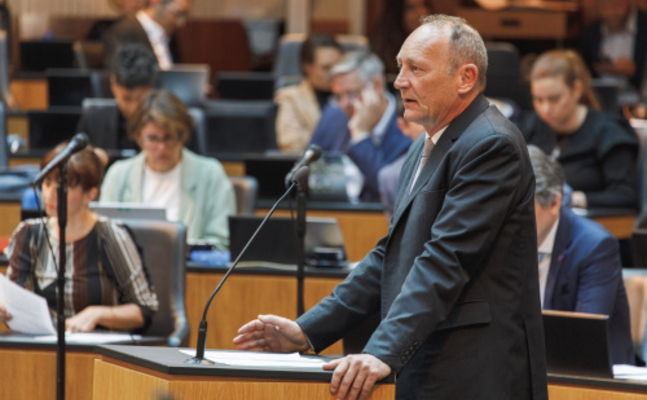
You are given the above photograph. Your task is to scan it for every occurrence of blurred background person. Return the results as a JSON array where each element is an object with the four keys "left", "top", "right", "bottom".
[
  {"left": 100, "top": 90, "right": 235, "bottom": 249},
  {"left": 103, "top": 0, "right": 193, "bottom": 70},
  {"left": 87, "top": 0, "right": 146, "bottom": 41},
  {"left": 77, "top": 43, "right": 158, "bottom": 151},
  {"left": 580, "top": 0, "right": 647, "bottom": 103},
  {"left": 529, "top": 145, "right": 634, "bottom": 365},
  {"left": 309, "top": 51, "right": 411, "bottom": 201},
  {"left": 0, "top": 144, "right": 158, "bottom": 333},
  {"left": 370, "top": 0, "right": 431, "bottom": 74},
  {"left": 520, "top": 49, "right": 639, "bottom": 209},
  {"left": 274, "top": 33, "right": 343, "bottom": 153}
]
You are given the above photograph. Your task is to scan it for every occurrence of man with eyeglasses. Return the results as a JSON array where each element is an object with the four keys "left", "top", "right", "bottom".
[
  {"left": 103, "top": 0, "right": 192, "bottom": 70},
  {"left": 309, "top": 51, "right": 411, "bottom": 201}
]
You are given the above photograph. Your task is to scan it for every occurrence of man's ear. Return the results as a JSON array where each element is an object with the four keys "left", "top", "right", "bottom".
[{"left": 457, "top": 64, "right": 478, "bottom": 95}]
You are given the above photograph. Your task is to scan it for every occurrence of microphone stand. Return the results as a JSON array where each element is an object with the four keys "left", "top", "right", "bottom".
[
  {"left": 56, "top": 164, "right": 68, "bottom": 400},
  {"left": 185, "top": 167, "right": 309, "bottom": 365},
  {"left": 295, "top": 169, "right": 308, "bottom": 317}
]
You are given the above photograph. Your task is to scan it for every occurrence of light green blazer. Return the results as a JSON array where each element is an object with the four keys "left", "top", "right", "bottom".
[{"left": 100, "top": 148, "right": 236, "bottom": 249}]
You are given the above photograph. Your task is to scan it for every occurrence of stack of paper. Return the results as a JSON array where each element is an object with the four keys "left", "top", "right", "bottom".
[
  {"left": 0, "top": 274, "right": 56, "bottom": 335},
  {"left": 180, "top": 349, "right": 327, "bottom": 369}
]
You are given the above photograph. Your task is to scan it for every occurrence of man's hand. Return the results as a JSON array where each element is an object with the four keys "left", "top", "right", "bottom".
[
  {"left": 0, "top": 302, "right": 12, "bottom": 323},
  {"left": 65, "top": 306, "right": 105, "bottom": 332},
  {"left": 233, "top": 314, "right": 310, "bottom": 353},
  {"left": 348, "top": 86, "right": 384, "bottom": 143},
  {"left": 323, "top": 354, "right": 391, "bottom": 400},
  {"left": 595, "top": 57, "right": 636, "bottom": 78}
]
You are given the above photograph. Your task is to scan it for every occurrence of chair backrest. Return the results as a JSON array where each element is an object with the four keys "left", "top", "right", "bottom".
[
  {"left": 592, "top": 78, "right": 620, "bottom": 114},
  {"left": 623, "top": 268, "right": 647, "bottom": 362},
  {"left": 187, "top": 107, "right": 206, "bottom": 155},
  {"left": 228, "top": 176, "right": 259, "bottom": 215},
  {"left": 28, "top": 107, "right": 82, "bottom": 149},
  {"left": 122, "top": 219, "right": 189, "bottom": 347},
  {"left": 634, "top": 133, "right": 647, "bottom": 223},
  {"left": 0, "top": 30, "right": 12, "bottom": 107},
  {"left": 203, "top": 99, "right": 278, "bottom": 154},
  {"left": 47, "top": 68, "right": 100, "bottom": 107},
  {"left": 215, "top": 71, "right": 275, "bottom": 100},
  {"left": 273, "top": 33, "right": 369, "bottom": 90},
  {"left": 73, "top": 40, "right": 105, "bottom": 71},
  {"left": 484, "top": 42, "right": 532, "bottom": 110}
]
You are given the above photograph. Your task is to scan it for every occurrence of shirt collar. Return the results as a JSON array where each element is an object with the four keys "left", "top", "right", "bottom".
[
  {"left": 426, "top": 124, "right": 448, "bottom": 145},
  {"left": 137, "top": 10, "right": 168, "bottom": 43},
  {"left": 538, "top": 216, "right": 560, "bottom": 255}
]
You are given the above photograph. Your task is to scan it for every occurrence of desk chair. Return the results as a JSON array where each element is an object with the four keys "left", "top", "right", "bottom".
[
  {"left": 124, "top": 220, "right": 189, "bottom": 347},
  {"left": 635, "top": 134, "right": 647, "bottom": 225},
  {"left": 74, "top": 40, "right": 104, "bottom": 70},
  {"left": 0, "top": 31, "right": 13, "bottom": 108},
  {"left": 273, "top": 33, "right": 369, "bottom": 90},
  {"left": 228, "top": 176, "right": 259, "bottom": 215},
  {"left": 47, "top": 68, "right": 100, "bottom": 107},
  {"left": 484, "top": 42, "right": 532, "bottom": 110}
]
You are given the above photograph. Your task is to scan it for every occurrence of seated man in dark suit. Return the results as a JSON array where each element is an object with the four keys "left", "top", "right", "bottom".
[
  {"left": 529, "top": 144, "right": 635, "bottom": 365},
  {"left": 102, "top": 0, "right": 192, "bottom": 70},
  {"left": 77, "top": 43, "right": 157, "bottom": 150},
  {"left": 309, "top": 51, "right": 411, "bottom": 201}
]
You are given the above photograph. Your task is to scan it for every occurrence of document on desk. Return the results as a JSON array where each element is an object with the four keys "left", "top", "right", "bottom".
[
  {"left": 613, "top": 364, "right": 647, "bottom": 381},
  {"left": 31, "top": 332, "right": 143, "bottom": 344},
  {"left": 0, "top": 274, "right": 56, "bottom": 335},
  {"left": 179, "top": 349, "right": 327, "bottom": 369}
]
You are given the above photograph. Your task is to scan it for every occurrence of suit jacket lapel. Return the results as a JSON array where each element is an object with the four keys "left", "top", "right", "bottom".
[
  {"left": 391, "top": 95, "right": 491, "bottom": 228},
  {"left": 544, "top": 207, "right": 573, "bottom": 308}
]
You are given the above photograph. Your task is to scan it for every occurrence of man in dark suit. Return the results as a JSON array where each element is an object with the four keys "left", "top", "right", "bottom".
[
  {"left": 309, "top": 51, "right": 411, "bottom": 200},
  {"left": 529, "top": 145, "right": 635, "bottom": 365},
  {"left": 579, "top": 0, "right": 647, "bottom": 92},
  {"left": 77, "top": 43, "right": 157, "bottom": 150},
  {"left": 102, "top": 0, "right": 191, "bottom": 70},
  {"left": 235, "top": 15, "right": 547, "bottom": 400}
]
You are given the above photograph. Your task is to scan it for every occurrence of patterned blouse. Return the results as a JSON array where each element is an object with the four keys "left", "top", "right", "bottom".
[{"left": 5, "top": 217, "right": 158, "bottom": 330}]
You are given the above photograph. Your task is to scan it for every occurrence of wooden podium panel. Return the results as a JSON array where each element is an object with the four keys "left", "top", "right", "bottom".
[
  {"left": 0, "top": 347, "right": 95, "bottom": 400},
  {"left": 549, "top": 383, "right": 647, "bottom": 399},
  {"left": 92, "top": 346, "right": 395, "bottom": 400}
]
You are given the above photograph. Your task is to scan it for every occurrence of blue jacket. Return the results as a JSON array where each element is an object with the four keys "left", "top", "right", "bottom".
[
  {"left": 309, "top": 104, "right": 411, "bottom": 199},
  {"left": 545, "top": 207, "right": 635, "bottom": 365}
]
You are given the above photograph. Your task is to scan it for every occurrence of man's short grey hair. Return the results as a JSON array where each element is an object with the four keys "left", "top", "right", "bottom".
[
  {"left": 330, "top": 51, "right": 385, "bottom": 84},
  {"left": 528, "top": 145, "right": 565, "bottom": 208},
  {"left": 420, "top": 14, "right": 488, "bottom": 91}
]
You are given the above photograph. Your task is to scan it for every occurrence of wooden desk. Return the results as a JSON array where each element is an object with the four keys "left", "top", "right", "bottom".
[
  {"left": 10, "top": 79, "right": 48, "bottom": 110},
  {"left": 92, "top": 345, "right": 395, "bottom": 400},
  {"left": 549, "top": 374, "right": 647, "bottom": 399},
  {"left": 185, "top": 267, "right": 346, "bottom": 355}
]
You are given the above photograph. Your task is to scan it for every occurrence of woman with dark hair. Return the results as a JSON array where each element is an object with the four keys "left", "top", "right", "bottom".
[
  {"left": 370, "top": 0, "right": 431, "bottom": 74},
  {"left": 521, "top": 49, "right": 639, "bottom": 209},
  {"left": 0, "top": 144, "right": 158, "bottom": 333},
  {"left": 101, "top": 89, "right": 236, "bottom": 248},
  {"left": 274, "top": 33, "right": 343, "bottom": 152}
]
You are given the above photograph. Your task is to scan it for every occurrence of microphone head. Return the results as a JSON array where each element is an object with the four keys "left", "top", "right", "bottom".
[
  {"left": 71, "top": 132, "right": 90, "bottom": 149},
  {"left": 306, "top": 144, "right": 322, "bottom": 162}
]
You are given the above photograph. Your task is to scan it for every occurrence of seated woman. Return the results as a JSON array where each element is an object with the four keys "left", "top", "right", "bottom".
[
  {"left": 0, "top": 144, "right": 158, "bottom": 333},
  {"left": 101, "top": 89, "right": 236, "bottom": 248},
  {"left": 274, "top": 34, "right": 343, "bottom": 152},
  {"left": 521, "top": 49, "right": 639, "bottom": 209}
]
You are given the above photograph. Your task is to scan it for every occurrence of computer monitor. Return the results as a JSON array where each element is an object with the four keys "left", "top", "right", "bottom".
[
  {"left": 47, "top": 69, "right": 96, "bottom": 107},
  {"left": 228, "top": 215, "right": 346, "bottom": 267},
  {"left": 20, "top": 39, "right": 76, "bottom": 72},
  {"left": 204, "top": 100, "right": 278, "bottom": 154},
  {"left": 243, "top": 155, "right": 298, "bottom": 200},
  {"left": 28, "top": 107, "right": 82, "bottom": 149},
  {"left": 216, "top": 71, "right": 275, "bottom": 100},
  {"left": 543, "top": 310, "right": 613, "bottom": 378},
  {"left": 156, "top": 64, "right": 209, "bottom": 107}
]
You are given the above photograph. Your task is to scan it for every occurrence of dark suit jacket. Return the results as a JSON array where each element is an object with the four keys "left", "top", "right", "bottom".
[
  {"left": 309, "top": 103, "right": 411, "bottom": 200},
  {"left": 76, "top": 103, "right": 138, "bottom": 151},
  {"left": 580, "top": 9, "right": 647, "bottom": 90},
  {"left": 545, "top": 207, "right": 635, "bottom": 365},
  {"left": 297, "top": 95, "right": 548, "bottom": 400},
  {"left": 102, "top": 17, "right": 180, "bottom": 68}
]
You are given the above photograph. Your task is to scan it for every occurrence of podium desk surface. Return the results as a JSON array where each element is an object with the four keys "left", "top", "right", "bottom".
[
  {"left": 549, "top": 372, "right": 647, "bottom": 393},
  {"left": 0, "top": 332, "right": 166, "bottom": 351}
]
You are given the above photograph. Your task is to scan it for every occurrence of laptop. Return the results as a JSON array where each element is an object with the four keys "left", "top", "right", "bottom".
[
  {"left": 156, "top": 64, "right": 209, "bottom": 107},
  {"left": 90, "top": 202, "right": 167, "bottom": 221},
  {"left": 228, "top": 216, "right": 347, "bottom": 267},
  {"left": 543, "top": 309, "right": 613, "bottom": 378}
]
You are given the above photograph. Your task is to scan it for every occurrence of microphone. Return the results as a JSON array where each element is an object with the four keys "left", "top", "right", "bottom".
[
  {"left": 284, "top": 145, "right": 321, "bottom": 187},
  {"left": 31, "top": 133, "right": 90, "bottom": 187},
  {"left": 184, "top": 166, "right": 309, "bottom": 365}
]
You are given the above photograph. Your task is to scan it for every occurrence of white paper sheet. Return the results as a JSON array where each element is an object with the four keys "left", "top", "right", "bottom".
[
  {"left": 613, "top": 364, "right": 647, "bottom": 381},
  {"left": 32, "top": 333, "right": 143, "bottom": 344},
  {"left": 179, "top": 349, "right": 327, "bottom": 369},
  {"left": 0, "top": 274, "right": 56, "bottom": 335}
]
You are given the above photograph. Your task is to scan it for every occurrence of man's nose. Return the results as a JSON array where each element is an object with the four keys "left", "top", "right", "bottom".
[{"left": 394, "top": 72, "right": 408, "bottom": 90}]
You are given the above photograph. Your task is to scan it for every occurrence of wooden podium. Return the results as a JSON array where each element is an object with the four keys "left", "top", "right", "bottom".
[{"left": 92, "top": 345, "right": 395, "bottom": 400}]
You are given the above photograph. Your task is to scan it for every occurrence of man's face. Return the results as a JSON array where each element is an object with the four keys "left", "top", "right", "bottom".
[
  {"left": 304, "top": 47, "right": 343, "bottom": 92},
  {"left": 394, "top": 26, "right": 459, "bottom": 131},
  {"left": 331, "top": 71, "right": 367, "bottom": 118},
  {"left": 600, "top": 0, "right": 630, "bottom": 33},
  {"left": 154, "top": 0, "right": 192, "bottom": 34},
  {"left": 534, "top": 196, "right": 561, "bottom": 246},
  {"left": 111, "top": 78, "right": 151, "bottom": 119}
]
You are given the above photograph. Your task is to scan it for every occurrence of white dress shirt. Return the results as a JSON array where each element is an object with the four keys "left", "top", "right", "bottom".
[
  {"left": 136, "top": 10, "right": 173, "bottom": 70},
  {"left": 537, "top": 217, "right": 559, "bottom": 307},
  {"left": 142, "top": 161, "right": 182, "bottom": 221}
]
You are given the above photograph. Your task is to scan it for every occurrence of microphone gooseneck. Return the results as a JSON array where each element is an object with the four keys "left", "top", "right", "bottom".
[
  {"left": 185, "top": 167, "right": 309, "bottom": 365},
  {"left": 31, "top": 133, "right": 90, "bottom": 188},
  {"left": 284, "top": 145, "right": 321, "bottom": 188}
]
